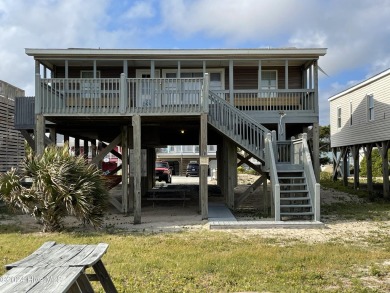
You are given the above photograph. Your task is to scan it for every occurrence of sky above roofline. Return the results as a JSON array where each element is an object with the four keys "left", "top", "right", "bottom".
[{"left": 1, "top": 0, "right": 389, "bottom": 125}]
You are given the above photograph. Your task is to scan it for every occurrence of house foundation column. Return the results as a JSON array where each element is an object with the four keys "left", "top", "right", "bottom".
[
  {"left": 351, "top": 145, "right": 360, "bottom": 190},
  {"left": 363, "top": 144, "right": 373, "bottom": 197},
  {"left": 132, "top": 115, "right": 142, "bottom": 224},
  {"left": 223, "top": 137, "right": 236, "bottom": 209},
  {"left": 312, "top": 122, "right": 320, "bottom": 182},
  {"left": 378, "top": 141, "right": 390, "bottom": 199},
  {"left": 121, "top": 126, "right": 129, "bottom": 214},
  {"left": 199, "top": 113, "right": 208, "bottom": 219},
  {"left": 342, "top": 147, "right": 348, "bottom": 187},
  {"left": 35, "top": 114, "right": 45, "bottom": 155}
]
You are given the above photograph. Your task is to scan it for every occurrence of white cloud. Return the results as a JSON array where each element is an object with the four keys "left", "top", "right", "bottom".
[
  {"left": 0, "top": 0, "right": 121, "bottom": 95},
  {"left": 123, "top": 1, "right": 155, "bottom": 19},
  {"left": 1, "top": 0, "right": 389, "bottom": 126},
  {"left": 158, "top": 0, "right": 318, "bottom": 44}
]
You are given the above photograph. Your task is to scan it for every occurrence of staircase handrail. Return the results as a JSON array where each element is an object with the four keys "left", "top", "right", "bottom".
[
  {"left": 301, "top": 133, "right": 320, "bottom": 221},
  {"left": 265, "top": 132, "right": 280, "bottom": 221},
  {"left": 208, "top": 90, "right": 269, "bottom": 162}
]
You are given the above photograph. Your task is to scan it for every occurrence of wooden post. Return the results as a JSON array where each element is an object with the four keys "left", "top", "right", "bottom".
[
  {"left": 377, "top": 141, "right": 390, "bottom": 199},
  {"left": 229, "top": 60, "right": 234, "bottom": 105},
  {"left": 132, "top": 115, "right": 142, "bottom": 224},
  {"left": 342, "top": 147, "right": 348, "bottom": 187},
  {"left": 199, "top": 113, "right": 208, "bottom": 219},
  {"left": 91, "top": 140, "right": 97, "bottom": 159},
  {"left": 128, "top": 126, "right": 134, "bottom": 210},
  {"left": 225, "top": 138, "right": 236, "bottom": 209},
  {"left": 217, "top": 143, "right": 223, "bottom": 194},
  {"left": 332, "top": 147, "right": 338, "bottom": 181},
  {"left": 121, "top": 126, "right": 128, "bottom": 214},
  {"left": 75, "top": 138, "right": 80, "bottom": 156},
  {"left": 35, "top": 114, "right": 45, "bottom": 155},
  {"left": 119, "top": 73, "right": 127, "bottom": 114},
  {"left": 351, "top": 145, "right": 360, "bottom": 190},
  {"left": 312, "top": 122, "right": 320, "bottom": 182},
  {"left": 363, "top": 144, "right": 373, "bottom": 196}
]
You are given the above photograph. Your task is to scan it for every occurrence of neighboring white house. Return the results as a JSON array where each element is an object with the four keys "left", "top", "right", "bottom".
[{"left": 328, "top": 68, "right": 390, "bottom": 197}]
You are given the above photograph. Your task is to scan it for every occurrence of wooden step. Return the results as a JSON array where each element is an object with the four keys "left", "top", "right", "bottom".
[
  {"left": 280, "top": 211, "right": 314, "bottom": 216},
  {"left": 278, "top": 176, "right": 306, "bottom": 180},
  {"left": 279, "top": 183, "right": 307, "bottom": 186},
  {"left": 280, "top": 190, "right": 308, "bottom": 193},
  {"left": 280, "top": 204, "right": 312, "bottom": 208},
  {"left": 280, "top": 197, "right": 310, "bottom": 201}
]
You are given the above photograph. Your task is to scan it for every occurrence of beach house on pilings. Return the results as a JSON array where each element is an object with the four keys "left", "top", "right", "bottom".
[{"left": 16, "top": 48, "right": 326, "bottom": 224}]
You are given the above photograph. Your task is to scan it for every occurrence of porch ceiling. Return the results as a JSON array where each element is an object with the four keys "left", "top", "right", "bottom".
[{"left": 45, "top": 115, "right": 221, "bottom": 146}]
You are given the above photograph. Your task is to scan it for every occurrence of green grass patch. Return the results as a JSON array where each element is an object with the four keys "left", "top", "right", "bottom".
[
  {"left": 322, "top": 202, "right": 390, "bottom": 221},
  {"left": 0, "top": 231, "right": 389, "bottom": 292}
]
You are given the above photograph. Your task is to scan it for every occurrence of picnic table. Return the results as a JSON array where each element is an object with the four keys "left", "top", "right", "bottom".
[
  {"left": 0, "top": 241, "right": 117, "bottom": 293},
  {"left": 147, "top": 188, "right": 190, "bottom": 207}
]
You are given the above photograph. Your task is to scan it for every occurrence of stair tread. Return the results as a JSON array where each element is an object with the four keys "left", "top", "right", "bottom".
[
  {"left": 280, "top": 204, "right": 312, "bottom": 208},
  {"left": 279, "top": 183, "right": 306, "bottom": 186},
  {"left": 280, "top": 189, "right": 309, "bottom": 193},
  {"left": 280, "top": 197, "right": 310, "bottom": 200},
  {"left": 280, "top": 212, "right": 314, "bottom": 216}
]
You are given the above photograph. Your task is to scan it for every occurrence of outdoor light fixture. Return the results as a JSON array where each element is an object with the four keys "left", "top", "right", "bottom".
[{"left": 180, "top": 130, "right": 185, "bottom": 134}]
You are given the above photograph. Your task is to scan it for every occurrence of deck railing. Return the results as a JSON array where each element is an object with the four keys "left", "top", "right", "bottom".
[
  {"left": 208, "top": 90, "right": 269, "bottom": 163},
  {"left": 212, "top": 89, "right": 315, "bottom": 111},
  {"left": 265, "top": 132, "right": 280, "bottom": 221},
  {"left": 35, "top": 75, "right": 316, "bottom": 115},
  {"left": 37, "top": 75, "right": 204, "bottom": 115},
  {"left": 290, "top": 134, "right": 320, "bottom": 221}
]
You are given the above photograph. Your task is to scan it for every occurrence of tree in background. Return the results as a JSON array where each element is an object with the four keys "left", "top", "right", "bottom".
[
  {"left": 360, "top": 148, "right": 390, "bottom": 177},
  {"left": 0, "top": 144, "right": 109, "bottom": 232},
  {"left": 319, "top": 125, "right": 331, "bottom": 165}
]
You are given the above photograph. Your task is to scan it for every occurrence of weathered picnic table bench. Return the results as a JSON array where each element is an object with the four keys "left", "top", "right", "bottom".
[
  {"left": 0, "top": 241, "right": 117, "bottom": 293},
  {"left": 147, "top": 188, "right": 190, "bottom": 207}
]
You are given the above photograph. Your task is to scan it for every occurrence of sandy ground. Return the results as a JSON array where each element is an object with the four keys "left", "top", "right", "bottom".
[{"left": 1, "top": 175, "right": 389, "bottom": 247}]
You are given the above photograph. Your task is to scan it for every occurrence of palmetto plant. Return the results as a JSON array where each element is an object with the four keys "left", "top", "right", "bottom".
[{"left": 0, "top": 144, "right": 109, "bottom": 232}]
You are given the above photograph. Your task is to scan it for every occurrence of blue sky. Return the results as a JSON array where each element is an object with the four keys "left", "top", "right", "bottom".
[{"left": 1, "top": 0, "right": 390, "bottom": 125}]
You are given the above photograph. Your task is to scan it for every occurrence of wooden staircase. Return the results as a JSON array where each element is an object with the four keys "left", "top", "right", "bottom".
[
  {"left": 277, "top": 164, "right": 314, "bottom": 219},
  {"left": 207, "top": 90, "right": 320, "bottom": 222}
]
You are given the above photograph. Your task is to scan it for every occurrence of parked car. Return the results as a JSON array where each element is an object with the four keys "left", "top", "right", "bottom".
[
  {"left": 155, "top": 161, "right": 172, "bottom": 183},
  {"left": 186, "top": 162, "right": 199, "bottom": 177}
]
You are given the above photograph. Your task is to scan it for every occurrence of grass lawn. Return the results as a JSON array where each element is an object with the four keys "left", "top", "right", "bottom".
[
  {"left": 0, "top": 223, "right": 390, "bottom": 292},
  {"left": 0, "top": 175, "right": 390, "bottom": 292}
]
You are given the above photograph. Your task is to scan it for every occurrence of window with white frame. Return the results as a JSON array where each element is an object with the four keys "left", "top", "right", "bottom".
[
  {"left": 261, "top": 70, "right": 277, "bottom": 97},
  {"left": 337, "top": 107, "right": 342, "bottom": 128},
  {"left": 349, "top": 101, "right": 353, "bottom": 126},
  {"left": 367, "top": 94, "right": 374, "bottom": 121}
]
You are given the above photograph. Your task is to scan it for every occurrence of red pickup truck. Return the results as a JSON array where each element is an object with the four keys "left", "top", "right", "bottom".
[{"left": 155, "top": 161, "right": 172, "bottom": 183}]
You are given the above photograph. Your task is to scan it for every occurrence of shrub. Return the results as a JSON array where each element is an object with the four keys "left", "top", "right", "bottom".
[{"left": 0, "top": 144, "right": 109, "bottom": 232}]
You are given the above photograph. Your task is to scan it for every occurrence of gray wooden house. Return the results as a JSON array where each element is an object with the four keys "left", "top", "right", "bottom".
[
  {"left": 0, "top": 81, "right": 25, "bottom": 172},
  {"left": 15, "top": 48, "right": 326, "bottom": 223},
  {"left": 329, "top": 68, "right": 390, "bottom": 198}
]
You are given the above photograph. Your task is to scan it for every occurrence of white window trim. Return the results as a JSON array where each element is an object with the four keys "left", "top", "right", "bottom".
[
  {"left": 349, "top": 101, "right": 353, "bottom": 127},
  {"left": 337, "top": 106, "right": 342, "bottom": 129},
  {"left": 261, "top": 70, "right": 278, "bottom": 89},
  {"left": 366, "top": 93, "right": 375, "bottom": 121},
  {"left": 162, "top": 68, "right": 225, "bottom": 89}
]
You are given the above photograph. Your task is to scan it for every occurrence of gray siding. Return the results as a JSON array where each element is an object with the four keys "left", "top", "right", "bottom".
[
  {"left": 0, "top": 81, "right": 25, "bottom": 172},
  {"left": 330, "top": 72, "right": 390, "bottom": 147}
]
